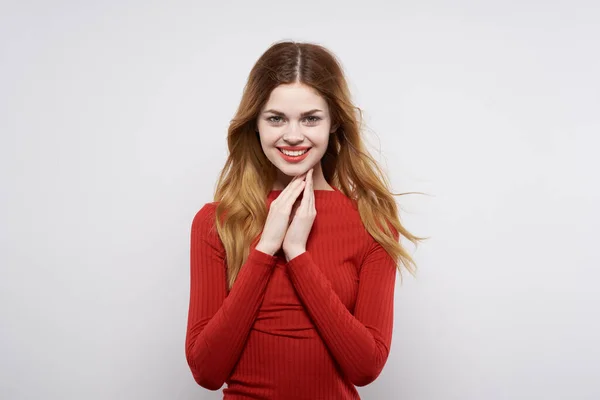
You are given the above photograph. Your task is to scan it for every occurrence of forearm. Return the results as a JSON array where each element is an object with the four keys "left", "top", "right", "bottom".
[
  {"left": 286, "top": 251, "right": 395, "bottom": 386},
  {"left": 186, "top": 248, "right": 277, "bottom": 389}
]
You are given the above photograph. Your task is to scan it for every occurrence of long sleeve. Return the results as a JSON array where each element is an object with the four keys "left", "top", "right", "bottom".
[
  {"left": 185, "top": 203, "right": 278, "bottom": 390},
  {"left": 285, "top": 233, "right": 398, "bottom": 387}
]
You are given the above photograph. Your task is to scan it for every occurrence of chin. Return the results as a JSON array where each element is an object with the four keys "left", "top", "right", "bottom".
[{"left": 278, "top": 166, "right": 307, "bottom": 176}]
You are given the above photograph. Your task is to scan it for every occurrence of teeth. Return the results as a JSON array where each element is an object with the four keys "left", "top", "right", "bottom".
[{"left": 280, "top": 149, "right": 308, "bottom": 156}]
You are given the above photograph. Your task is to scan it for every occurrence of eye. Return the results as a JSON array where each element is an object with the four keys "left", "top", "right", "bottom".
[
  {"left": 266, "top": 115, "right": 321, "bottom": 125},
  {"left": 304, "top": 116, "right": 321, "bottom": 124},
  {"left": 267, "top": 116, "right": 284, "bottom": 123}
]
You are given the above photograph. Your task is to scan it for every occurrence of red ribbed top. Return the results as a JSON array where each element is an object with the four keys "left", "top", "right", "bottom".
[{"left": 185, "top": 187, "right": 398, "bottom": 399}]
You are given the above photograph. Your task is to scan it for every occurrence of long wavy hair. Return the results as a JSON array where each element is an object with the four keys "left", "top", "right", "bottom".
[{"left": 213, "top": 40, "right": 428, "bottom": 289}]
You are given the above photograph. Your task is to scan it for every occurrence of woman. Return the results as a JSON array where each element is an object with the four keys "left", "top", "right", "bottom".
[{"left": 185, "top": 40, "right": 424, "bottom": 399}]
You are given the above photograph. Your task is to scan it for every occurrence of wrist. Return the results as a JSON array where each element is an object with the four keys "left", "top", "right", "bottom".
[
  {"left": 255, "top": 242, "right": 277, "bottom": 256},
  {"left": 284, "top": 247, "right": 306, "bottom": 262}
]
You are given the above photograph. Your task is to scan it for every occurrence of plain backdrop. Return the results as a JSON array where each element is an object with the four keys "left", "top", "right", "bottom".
[{"left": 1, "top": 1, "right": 599, "bottom": 399}]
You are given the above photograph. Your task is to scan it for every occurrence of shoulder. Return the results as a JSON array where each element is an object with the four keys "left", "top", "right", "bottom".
[
  {"left": 191, "top": 202, "right": 219, "bottom": 233},
  {"left": 190, "top": 202, "right": 226, "bottom": 255}
]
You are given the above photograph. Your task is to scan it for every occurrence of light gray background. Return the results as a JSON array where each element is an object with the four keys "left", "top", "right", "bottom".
[{"left": 1, "top": 1, "right": 599, "bottom": 399}]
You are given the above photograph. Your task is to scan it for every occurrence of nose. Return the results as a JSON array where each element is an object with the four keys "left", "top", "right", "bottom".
[{"left": 283, "top": 121, "right": 304, "bottom": 143}]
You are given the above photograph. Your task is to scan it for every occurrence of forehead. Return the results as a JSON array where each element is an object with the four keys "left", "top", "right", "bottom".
[{"left": 262, "top": 83, "right": 328, "bottom": 113}]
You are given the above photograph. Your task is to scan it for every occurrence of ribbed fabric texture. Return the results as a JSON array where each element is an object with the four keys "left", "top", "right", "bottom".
[{"left": 185, "top": 186, "right": 398, "bottom": 399}]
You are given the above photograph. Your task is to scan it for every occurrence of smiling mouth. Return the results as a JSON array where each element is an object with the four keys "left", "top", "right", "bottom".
[{"left": 278, "top": 148, "right": 311, "bottom": 156}]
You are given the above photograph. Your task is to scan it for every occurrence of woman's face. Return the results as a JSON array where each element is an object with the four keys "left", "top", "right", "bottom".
[{"left": 256, "top": 82, "right": 336, "bottom": 187}]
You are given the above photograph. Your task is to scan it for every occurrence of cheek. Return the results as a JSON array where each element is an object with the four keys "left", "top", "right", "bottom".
[
  {"left": 313, "top": 128, "right": 331, "bottom": 147},
  {"left": 257, "top": 124, "right": 279, "bottom": 142}
]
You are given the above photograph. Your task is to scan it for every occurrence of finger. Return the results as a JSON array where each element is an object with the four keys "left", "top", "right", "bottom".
[
  {"left": 304, "top": 169, "right": 312, "bottom": 201},
  {"left": 276, "top": 175, "right": 304, "bottom": 204},
  {"left": 300, "top": 172, "right": 310, "bottom": 211},
  {"left": 288, "top": 188, "right": 303, "bottom": 223},
  {"left": 280, "top": 171, "right": 308, "bottom": 194},
  {"left": 309, "top": 169, "right": 314, "bottom": 209},
  {"left": 299, "top": 168, "right": 314, "bottom": 210},
  {"left": 306, "top": 169, "right": 312, "bottom": 209},
  {"left": 279, "top": 171, "right": 308, "bottom": 200},
  {"left": 279, "top": 179, "right": 306, "bottom": 210}
]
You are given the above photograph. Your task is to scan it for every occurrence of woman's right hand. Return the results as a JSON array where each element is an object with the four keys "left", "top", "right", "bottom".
[{"left": 255, "top": 172, "right": 308, "bottom": 255}]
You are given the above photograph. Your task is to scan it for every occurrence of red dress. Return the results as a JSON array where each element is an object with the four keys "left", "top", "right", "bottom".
[{"left": 185, "top": 187, "right": 398, "bottom": 399}]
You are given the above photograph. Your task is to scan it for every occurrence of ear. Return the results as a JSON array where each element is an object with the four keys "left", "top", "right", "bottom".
[{"left": 330, "top": 122, "right": 339, "bottom": 134}]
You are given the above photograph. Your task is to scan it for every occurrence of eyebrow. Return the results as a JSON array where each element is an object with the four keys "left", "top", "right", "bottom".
[{"left": 263, "top": 108, "right": 323, "bottom": 117}]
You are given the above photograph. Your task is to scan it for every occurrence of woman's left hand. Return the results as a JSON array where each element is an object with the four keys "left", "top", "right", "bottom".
[{"left": 283, "top": 168, "right": 316, "bottom": 261}]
